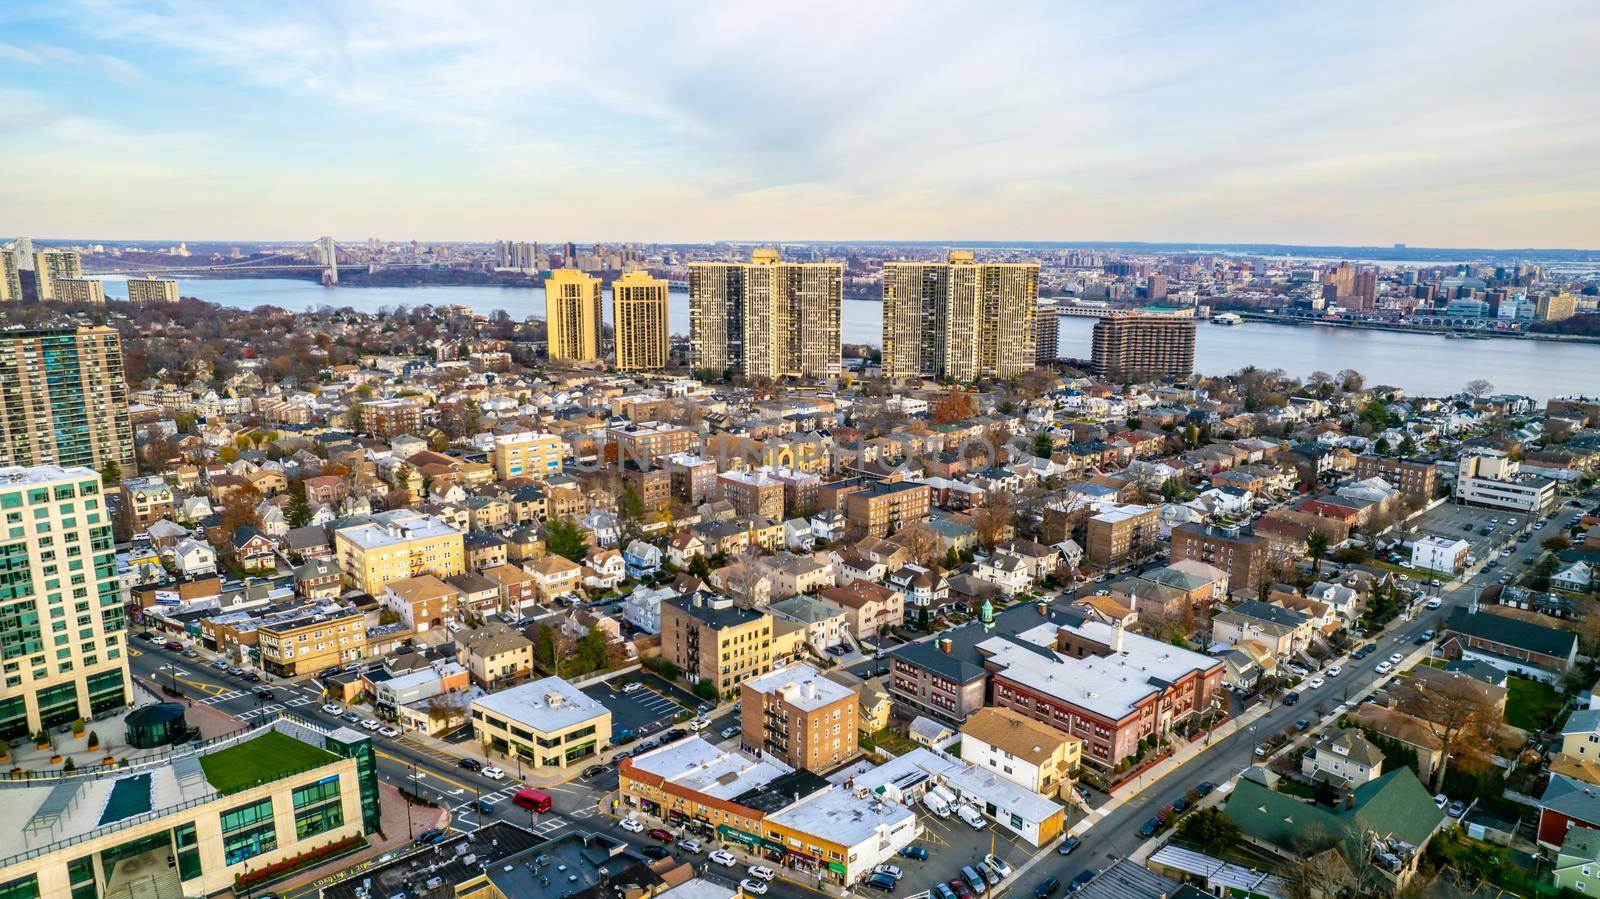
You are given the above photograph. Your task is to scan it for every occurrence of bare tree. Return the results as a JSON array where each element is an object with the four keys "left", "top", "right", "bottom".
[
  {"left": 893, "top": 521, "right": 942, "bottom": 567},
  {"left": 1464, "top": 378, "right": 1495, "bottom": 400},
  {"left": 1392, "top": 674, "right": 1496, "bottom": 791},
  {"left": 973, "top": 490, "right": 1016, "bottom": 549},
  {"left": 1282, "top": 844, "right": 1356, "bottom": 899}
]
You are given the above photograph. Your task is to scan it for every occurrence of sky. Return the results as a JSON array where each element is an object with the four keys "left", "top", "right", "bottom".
[{"left": 3, "top": 0, "right": 1598, "bottom": 248}]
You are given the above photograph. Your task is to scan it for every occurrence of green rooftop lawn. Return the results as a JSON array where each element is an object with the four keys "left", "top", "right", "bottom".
[{"left": 199, "top": 730, "right": 340, "bottom": 795}]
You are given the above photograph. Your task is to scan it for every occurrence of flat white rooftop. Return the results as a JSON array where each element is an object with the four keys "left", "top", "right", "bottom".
[{"left": 471, "top": 676, "right": 609, "bottom": 735}]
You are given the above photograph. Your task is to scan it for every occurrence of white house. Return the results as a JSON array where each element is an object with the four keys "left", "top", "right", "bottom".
[
  {"left": 1412, "top": 535, "right": 1470, "bottom": 574},
  {"left": 1554, "top": 561, "right": 1594, "bottom": 594},
  {"left": 973, "top": 553, "right": 1032, "bottom": 596},
  {"left": 622, "top": 584, "right": 674, "bottom": 635},
  {"left": 169, "top": 538, "right": 217, "bottom": 577},
  {"left": 1300, "top": 728, "right": 1385, "bottom": 788}
]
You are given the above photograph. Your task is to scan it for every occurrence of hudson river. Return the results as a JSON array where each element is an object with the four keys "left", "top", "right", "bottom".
[{"left": 101, "top": 276, "right": 1596, "bottom": 401}]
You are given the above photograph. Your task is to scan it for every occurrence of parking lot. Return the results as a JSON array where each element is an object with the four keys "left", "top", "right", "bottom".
[
  {"left": 890, "top": 803, "right": 1050, "bottom": 897},
  {"left": 1412, "top": 501, "right": 1532, "bottom": 567},
  {"left": 583, "top": 680, "right": 692, "bottom": 740}
]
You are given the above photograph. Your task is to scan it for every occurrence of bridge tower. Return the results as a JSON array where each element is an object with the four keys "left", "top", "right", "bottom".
[{"left": 317, "top": 236, "right": 339, "bottom": 284}]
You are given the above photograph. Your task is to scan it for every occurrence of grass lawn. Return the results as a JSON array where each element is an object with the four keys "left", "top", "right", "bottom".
[
  {"left": 199, "top": 730, "right": 340, "bottom": 795},
  {"left": 1504, "top": 677, "right": 1564, "bottom": 732},
  {"left": 866, "top": 727, "right": 917, "bottom": 757}
]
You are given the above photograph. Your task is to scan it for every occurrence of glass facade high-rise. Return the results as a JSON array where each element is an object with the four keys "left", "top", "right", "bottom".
[
  {"left": 689, "top": 249, "right": 841, "bottom": 380},
  {"left": 882, "top": 251, "right": 1039, "bottom": 381},
  {"left": 0, "top": 327, "right": 136, "bottom": 474},
  {"left": 0, "top": 465, "right": 127, "bottom": 742}
]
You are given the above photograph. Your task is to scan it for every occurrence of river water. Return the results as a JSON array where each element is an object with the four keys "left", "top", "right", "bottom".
[{"left": 99, "top": 275, "right": 1596, "bottom": 400}]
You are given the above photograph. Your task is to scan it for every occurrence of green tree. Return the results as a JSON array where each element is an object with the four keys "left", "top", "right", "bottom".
[
  {"left": 1398, "top": 433, "right": 1417, "bottom": 456},
  {"left": 654, "top": 659, "right": 680, "bottom": 681},
  {"left": 531, "top": 624, "right": 560, "bottom": 674},
  {"left": 1306, "top": 532, "right": 1329, "bottom": 575},
  {"left": 286, "top": 478, "right": 312, "bottom": 529},
  {"left": 1373, "top": 436, "right": 1391, "bottom": 455},
  {"left": 575, "top": 628, "right": 610, "bottom": 674},
  {"left": 1032, "top": 432, "right": 1054, "bottom": 458},
  {"left": 1160, "top": 477, "right": 1183, "bottom": 502},
  {"left": 692, "top": 680, "right": 718, "bottom": 702},
  {"left": 545, "top": 516, "right": 589, "bottom": 563},
  {"left": 1359, "top": 399, "right": 1391, "bottom": 430},
  {"left": 99, "top": 460, "right": 122, "bottom": 487},
  {"left": 1174, "top": 807, "right": 1241, "bottom": 855},
  {"left": 687, "top": 552, "right": 713, "bottom": 581}
]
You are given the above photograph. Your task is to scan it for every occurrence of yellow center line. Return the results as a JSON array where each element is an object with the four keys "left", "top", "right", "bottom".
[{"left": 376, "top": 749, "right": 477, "bottom": 793}]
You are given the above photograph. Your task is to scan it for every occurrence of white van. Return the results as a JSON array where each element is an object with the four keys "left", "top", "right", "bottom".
[
  {"left": 922, "top": 792, "right": 952, "bottom": 818},
  {"left": 956, "top": 804, "right": 987, "bottom": 829}
]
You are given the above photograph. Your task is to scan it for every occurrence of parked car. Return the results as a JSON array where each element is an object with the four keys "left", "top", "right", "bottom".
[
  {"left": 622, "top": 681, "right": 644, "bottom": 694},
  {"left": 1196, "top": 781, "right": 1216, "bottom": 797},
  {"left": 948, "top": 879, "right": 973, "bottom": 899},
  {"left": 984, "top": 855, "right": 1012, "bottom": 879},
  {"left": 900, "top": 846, "right": 930, "bottom": 861},
  {"left": 321, "top": 703, "right": 343, "bottom": 714},
  {"left": 1447, "top": 799, "right": 1467, "bottom": 818},
  {"left": 378, "top": 726, "right": 399, "bottom": 738},
  {"left": 1295, "top": 718, "right": 1311, "bottom": 731},
  {"left": 640, "top": 846, "right": 671, "bottom": 860},
  {"left": 977, "top": 862, "right": 1000, "bottom": 886},
  {"left": 620, "top": 818, "right": 644, "bottom": 833},
  {"left": 1326, "top": 665, "right": 1342, "bottom": 677},
  {"left": 709, "top": 850, "right": 737, "bottom": 867},
  {"left": 934, "top": 884, "right": 958, "bottom": 899},
  {"left": 1057, "top": 836, "right": 1081, "bottom": 856},
  {"left": 458, "top": 758, "right": 482, "bottom": 771},
  {"left": 1138, "top": 817, "right": 1161, "bottom": 838},
  {"left": 863, "top": 873, "right": 897, "bottom": 893},
  {"left": 1067, "top": 870, "right": 1096, "bottom": 893},
  {"left": 580, "top": 764, "right": 607, "bottom": 781},
  {"left": 341, "top": 711, "right": 361, "bottom": 722},
  {"left": 1376, "top": 661, "right": 1393, "bottom": 674},
  {"left": 646, "top": 828, "right": 674, "bottom": 843},
  {"left": 414, "top": 827, "right": 446, "bottom": 845},
  {"left": 1281, "top": 692, "right": 1300, "bottom": 706},
  {"left": 1035, "top": 877, "right": 1061, "bottom": 898},
  {"left": 481, "top": 766, "right": 505, "bottom": 780},
  {"left": 1307, "top": 676, "right": 1325, "bottom": 690},
  {"left": 961, "top": 866, "right": 988, "bottom": 895},
  {"left": 747, "top": 866, "right": 775, "bottom": 881},
  {"left": 680, "top": 838, "right": 704, "bottom": 854},
  {"left": 874, "top": 864, "right": 903, "bottom": 881},
  {"left": 721, "top": 725, "right": 741, "bottom": 739}
]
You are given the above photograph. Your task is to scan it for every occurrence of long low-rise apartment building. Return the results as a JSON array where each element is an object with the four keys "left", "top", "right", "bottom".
[
  {"left": 470, "top": 675, "right": 611, "bottom": 770},
  {"left": 1454, "top": 452, "right": 1557, "bottom": 513},
  {"left": 0, "top": 716, "right": 377, "bottom": 899},
  {"left": 980, "top": 616, "right": 1223, "bottom": 770}
]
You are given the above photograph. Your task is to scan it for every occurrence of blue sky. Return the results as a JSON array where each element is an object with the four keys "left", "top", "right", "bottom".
[{"left": 3, "top": 0, "right": 1598, "bottom": 247}]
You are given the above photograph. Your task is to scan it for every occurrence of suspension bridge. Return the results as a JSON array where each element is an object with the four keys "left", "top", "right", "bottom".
[{"left": 90, "top": 237, "right": 425, "bottom": 285}]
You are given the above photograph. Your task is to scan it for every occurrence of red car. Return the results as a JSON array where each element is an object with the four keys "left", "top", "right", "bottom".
[
  {"left": 647, "top": 828, "right": 675, "bottom": 843},
  {"left": 948, "top": 879, "right": 973, "bottom": 899}
]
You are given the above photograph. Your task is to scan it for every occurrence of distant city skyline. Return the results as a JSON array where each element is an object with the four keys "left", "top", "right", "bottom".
[{"left": 3, "top": 2, "right": 1598, "bottom": 247}]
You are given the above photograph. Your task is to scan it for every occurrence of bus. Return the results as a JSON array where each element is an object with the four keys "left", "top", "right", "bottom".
[{"left": 513, "top": 787, "right": 552, "bottom": 812}]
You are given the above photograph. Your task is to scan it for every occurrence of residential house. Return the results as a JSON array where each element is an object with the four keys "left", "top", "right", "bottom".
[
  {"left": 818, "top": 581, "right": 905, "bottom": 640},
  {"left": 1439, "top": 604, "right": 1579, "bottom": 684},
  {"left": 1301, "top": 728, "right": 1386, "bottom": 788}
]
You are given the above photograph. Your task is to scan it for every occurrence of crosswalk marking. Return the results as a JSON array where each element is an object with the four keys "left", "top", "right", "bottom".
[
  {"left": 201, "top": 690, "right": 244, "bottom": 705},
  {"left": 238, "top": 703, "right": 285, "bottom": 720},
  {"left": 285, "top": 695, "right": 316, "bottom": 707}
]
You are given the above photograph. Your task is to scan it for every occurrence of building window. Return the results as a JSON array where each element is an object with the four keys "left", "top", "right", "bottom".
[{"left": 220, "top": 798, "right": 278, "bottom": 865}]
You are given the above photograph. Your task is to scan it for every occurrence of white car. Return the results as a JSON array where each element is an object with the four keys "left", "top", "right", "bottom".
[
  {"left": 1326, "top": 665, "right": 1342, "bottom": 678},
  {"left": 321, "top": 703, "right": 343, "bottom": 714},
  {"left": 481, "top": 766, "right": 505, "bottom": 780},
  {"left": 360, "top": 719, "right": 382, "bottom": 731},
  {"left": 681, "top": 838, "right": 704, "bottom": 853},
  {"left": 1426, "top": 598, "right": 1442, "bottom": 609},
  {"left": 622, "top": 682, "right": 644, "bottom": 694},
  {"left": 748, "top": 865, "right": 775, "bottom": 881},
  {"left": 620, "top": 817, "right": 645, "bottom": 833},
  {"left": 1388, "top": 653, "right": 1404, "bottom": 664},
  {"left": 740, "top": 880, "right": 769, "bottom": 895},
  {"left": 378, "top": 726, "right": 400, "bottom": 738},
  {"left": 1307, "top": 676, "right": 1325, "bottom": 690},
  {"left": 874, "top": 864, "right": 903, "bottom": 881},
  {"left": 984, "top": 855, "right": 1012, "bottom": 878},
  {"left": 721, "top": 725, "right": 741, "bottom": 739},
  {"left": 709, "top": 850, "right": 737, "bottom": 867},
  {"left": 688, "top": 717, "right": 710, "bottom": 732},
  {"left": 1376, "top": 661, "right": 1393, "bottom": 674}
]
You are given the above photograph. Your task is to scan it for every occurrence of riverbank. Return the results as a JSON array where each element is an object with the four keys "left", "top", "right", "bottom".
[{"left": 1231, "top": 310, "right": 1600, "bottom": 345}]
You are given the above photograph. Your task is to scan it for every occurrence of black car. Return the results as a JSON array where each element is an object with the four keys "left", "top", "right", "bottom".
[
  {"left": 1137, "top": 816, "right": 1161, "bottom": 838},
  {"left": 1057, "top": 836, "right": 1081, "bottom": 856},
  {"left": 1294, "top": 718, "right": 1310, "bottom": 731},
  {"left": 1172, "top": 797, "right": 1189, "bottom": 813},
  {"left": 242, "top": 672, "right": 261, "bottom": 683},
  {"left": 1067, "top": 870, "right": 1096, "bottom": 893},
  {"left": 459, "top": 758, "right": 483, "bottom": 771},
  {"left": 254, "top": 688, "right": 275, "bottom": 700},
  {"left": 864, "top": 873, "right": 897, "bottom": 893},
  {"left": 1281, "top": 692, "right": 1299, "bottom": 706},
  {"left": 466, "top": 800, "right": 495, "bottom": 815},
  {"left": 414, "top": 827, "right": 447, "bottom": 845},
  {"left": 580, "top": 764, "right": 608, "bottom": 781},
  {"left": 662, "top": 729, "right": 687, "bottom": 742},
  {"left": 640, "top": 846, "right": 671, "bottom": 860},
  {"left": 1196, "top": 782, "right": 1215, "bottom": 797},
  {"left": 1035, "top": 876, "right": 1061, "bottom": 898}
]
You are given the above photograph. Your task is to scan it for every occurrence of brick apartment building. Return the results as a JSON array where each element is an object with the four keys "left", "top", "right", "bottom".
[
  {"left": 1354, "top": 454, "right": 1437, "bottom": 507},
  {"left": 740, "top": 663, "right": 860, "bottom": 772},
  {"left": 1171, "top": 521, "right": 1267, "bottom": 592},
  {"left": 843, "top": 480, "right": 931, "bottom": 537},
  {"left": 1084, "top": 503, "right": 1158, "bottom": 566}
]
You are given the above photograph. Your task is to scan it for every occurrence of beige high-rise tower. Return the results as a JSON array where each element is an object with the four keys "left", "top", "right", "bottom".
[
  {"left": 0, "top": 250, "right": 19, "bottom": 301},
  {"left": 689, "top": 249, "right": 841, "bottom": 380},
  {"left": 32, "top": 250, "right": 83, "bottom": 301},
  {"left": 882, "top": 251, "right": 1039, "bottom": 381},
  {"left": 545, "top": 268, "right": 604, "bottom": 363},
  {"left": 0, "top": 326, "right": 137, "bottom": 473},
  {"left": 613, "top": 271, "right": 669, "bottom": 371}
]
